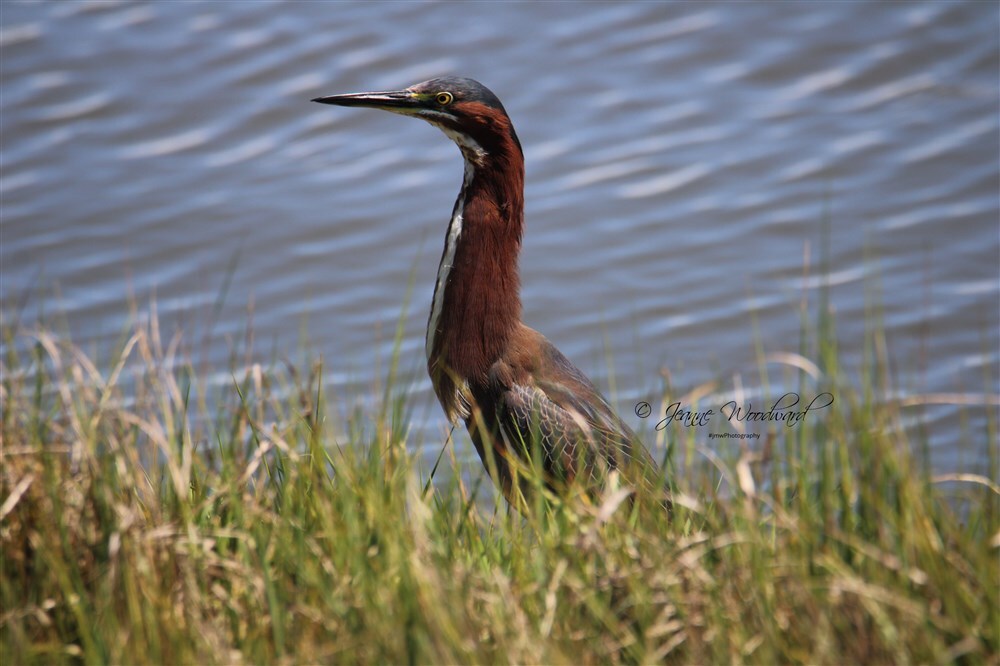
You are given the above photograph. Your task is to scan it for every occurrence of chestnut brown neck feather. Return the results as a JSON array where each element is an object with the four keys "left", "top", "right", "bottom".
[{"left": 427, "top": 120, "right": 524, "bottom": 421}]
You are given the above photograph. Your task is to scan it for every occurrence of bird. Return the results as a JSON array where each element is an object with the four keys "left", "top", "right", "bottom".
[{"left": 313, "top": 77, "right": 666, "bottom": 511}]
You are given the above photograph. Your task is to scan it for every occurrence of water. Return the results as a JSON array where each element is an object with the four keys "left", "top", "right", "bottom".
[{"left": 2, "top": 2, "right": 997, "bottom": 475}]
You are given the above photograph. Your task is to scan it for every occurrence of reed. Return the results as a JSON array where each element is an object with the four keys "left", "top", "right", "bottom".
[{"left": 1, "top": 293, "right": 996, "bottom": 664}]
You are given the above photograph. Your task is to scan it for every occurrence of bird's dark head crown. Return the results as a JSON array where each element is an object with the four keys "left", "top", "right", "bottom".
[{"left": 406, "top": 77, "right": 506, "bottom": 112}]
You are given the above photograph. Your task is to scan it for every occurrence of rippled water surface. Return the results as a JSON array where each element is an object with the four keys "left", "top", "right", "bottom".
[{"left": 3, "top": 2, "right": 997, "bottom": 473}]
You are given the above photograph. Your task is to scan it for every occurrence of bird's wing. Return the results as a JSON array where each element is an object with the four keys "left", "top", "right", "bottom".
[{"left": 497, "top": 338, "right": 656, "bottom": 489}]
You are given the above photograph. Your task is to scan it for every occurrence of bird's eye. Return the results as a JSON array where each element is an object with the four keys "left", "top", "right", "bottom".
[{"left": 435, "top": 92, "right": 453, "bottom": 105}]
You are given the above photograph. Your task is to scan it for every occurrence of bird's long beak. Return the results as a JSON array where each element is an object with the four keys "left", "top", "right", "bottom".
[{"left": 311, "top": 89, "right": 419, "bottom": 111}]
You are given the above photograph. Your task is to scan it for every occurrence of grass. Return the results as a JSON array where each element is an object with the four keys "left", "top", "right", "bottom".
[{"left": 1, "top": 293, "right": 997, "bottom": 665}]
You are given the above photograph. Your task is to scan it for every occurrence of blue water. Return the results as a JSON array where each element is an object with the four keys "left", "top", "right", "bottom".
[{"left": 2, "top": 2, "right": 997, "bottom": 475}]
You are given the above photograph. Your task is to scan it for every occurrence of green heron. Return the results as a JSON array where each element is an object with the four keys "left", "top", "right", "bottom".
[{"left": 313, "top": 77, "right": 665, "bottom": 510}]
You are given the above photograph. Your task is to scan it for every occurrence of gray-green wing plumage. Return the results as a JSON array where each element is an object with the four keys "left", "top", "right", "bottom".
[{"left": 497, "top": 338, "right": 659, "bottom": 492}]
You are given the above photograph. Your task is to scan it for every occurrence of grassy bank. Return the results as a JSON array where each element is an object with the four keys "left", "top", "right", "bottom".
[{"left": 1, "top": 309, "right": 997, "bottom": 665}]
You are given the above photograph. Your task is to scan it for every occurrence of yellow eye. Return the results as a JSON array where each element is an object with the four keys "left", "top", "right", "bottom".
[{"left": 435, "top": 91, "right": 453, "bottom": 105}]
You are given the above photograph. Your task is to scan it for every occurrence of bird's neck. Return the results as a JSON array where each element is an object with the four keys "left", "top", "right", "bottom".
[{"left": 426, "top": 146, "right": 524, "bottom": 420}]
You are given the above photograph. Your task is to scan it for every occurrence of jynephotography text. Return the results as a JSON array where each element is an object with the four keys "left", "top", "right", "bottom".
[{"left": 635, "top": 392, "right": 835, "bottom": 430}]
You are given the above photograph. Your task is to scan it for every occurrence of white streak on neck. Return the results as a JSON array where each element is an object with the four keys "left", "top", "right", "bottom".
[
  {"left": 426, "top": 158, "right": 475, "bottom": 362},
  {"left": 439, "top": 126, "right": 487, "bottom": 164}
]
